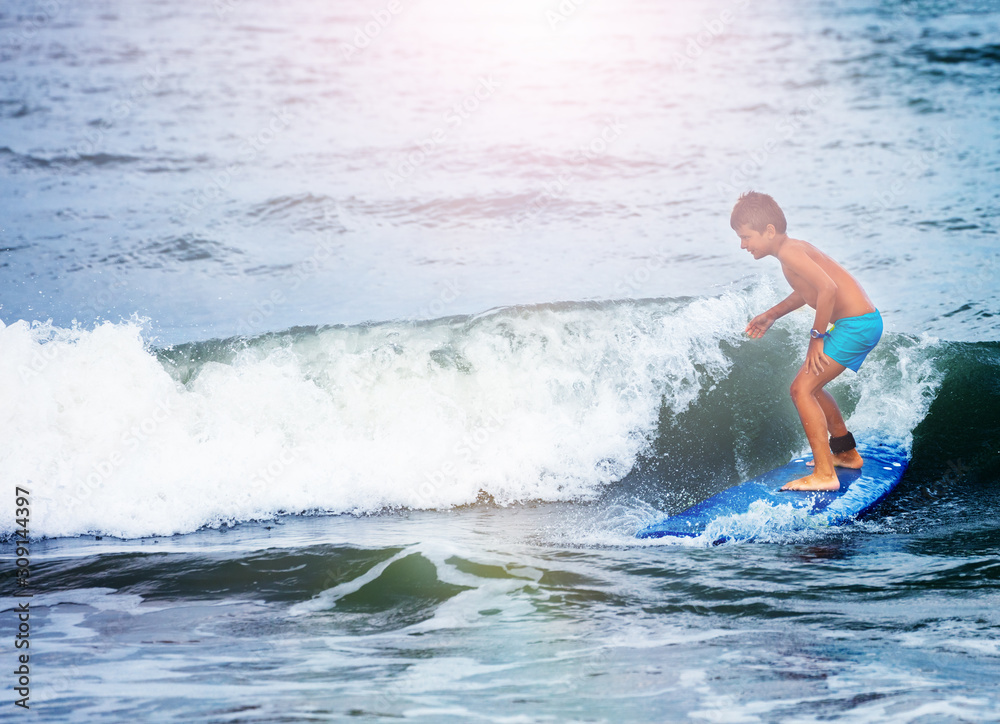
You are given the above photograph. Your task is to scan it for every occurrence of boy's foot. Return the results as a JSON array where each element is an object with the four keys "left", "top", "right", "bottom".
[
  {"left": 781, "top": 472, "right": 840, "bottom": 491},
  {"left": 805, "top": 449, "right": 864, "bottom": 469}
]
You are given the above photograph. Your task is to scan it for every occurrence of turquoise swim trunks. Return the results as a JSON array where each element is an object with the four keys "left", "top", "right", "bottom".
[{"left": 822, "top": 310, "right": 883, "bottom": 372}]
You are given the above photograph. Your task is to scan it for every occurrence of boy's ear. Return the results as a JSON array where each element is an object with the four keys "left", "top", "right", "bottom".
[{"left": 765, "top": 223, "right": 776, "bottom": 238}]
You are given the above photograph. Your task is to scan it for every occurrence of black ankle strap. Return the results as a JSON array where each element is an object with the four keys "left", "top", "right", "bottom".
[{"left": 830, "top": 432, "right": 856, "bottom": 454}]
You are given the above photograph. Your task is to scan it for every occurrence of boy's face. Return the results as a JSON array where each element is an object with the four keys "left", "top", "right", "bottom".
[{"left": 735, "top": 223, "right": 772, "bottom": 259}]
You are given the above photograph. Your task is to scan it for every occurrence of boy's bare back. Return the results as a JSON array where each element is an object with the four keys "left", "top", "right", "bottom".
[{"left": 775, "top": 238, "right": 875, "bottom": 322}]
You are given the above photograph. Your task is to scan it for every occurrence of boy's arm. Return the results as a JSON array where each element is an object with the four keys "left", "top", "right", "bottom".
[
  {"left": 780, "top": 246, "right": 839, "bottom": 375},
  {"left": 768, "top": 291, "right": 806, "bottom": 320},
  {"left": 745, "top": 292, "right": 805, "bottom": 338}
]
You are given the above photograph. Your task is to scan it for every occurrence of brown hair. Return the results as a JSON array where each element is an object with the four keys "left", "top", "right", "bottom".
[{"left": 730, "top": 191, "right": 787, "bottom": 234}]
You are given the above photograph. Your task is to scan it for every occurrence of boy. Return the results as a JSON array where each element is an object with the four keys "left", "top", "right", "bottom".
[{"left": 732, "top": 191, "right": 882, "bottom": 491}]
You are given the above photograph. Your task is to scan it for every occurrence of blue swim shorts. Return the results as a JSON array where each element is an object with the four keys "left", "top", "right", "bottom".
[{"left": 822, "top": 310, "right": 883, "bottom": 372}]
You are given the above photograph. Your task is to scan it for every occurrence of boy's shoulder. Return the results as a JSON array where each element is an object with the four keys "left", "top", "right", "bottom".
[{"left": 775, "top": 237, "right": 817, "bottom": 262}]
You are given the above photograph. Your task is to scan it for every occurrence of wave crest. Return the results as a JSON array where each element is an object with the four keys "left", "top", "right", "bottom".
[{"left": 0, "top": 286, "right": 942, "bottom": 539}]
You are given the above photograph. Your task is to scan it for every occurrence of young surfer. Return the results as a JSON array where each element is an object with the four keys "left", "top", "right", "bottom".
[{"left": 733, "top": 191, "right": 882, "bottom": 491}]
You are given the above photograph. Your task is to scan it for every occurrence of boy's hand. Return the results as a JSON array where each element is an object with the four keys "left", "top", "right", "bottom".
[
  {"left": 745, "top": 313, "right": 774, "bottom": 338},
  {"left": 805, "top": 338, "right": 832, "bottom": 375}
]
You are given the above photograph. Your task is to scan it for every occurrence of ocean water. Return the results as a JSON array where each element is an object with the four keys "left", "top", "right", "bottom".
[{"left": 2, "top": 0, "right": 999, "bottom": 721}]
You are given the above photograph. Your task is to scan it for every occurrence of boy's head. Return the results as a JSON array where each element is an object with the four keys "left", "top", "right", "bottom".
[{"left": 730, "top": 191, "right": 787, "bottom": 236}]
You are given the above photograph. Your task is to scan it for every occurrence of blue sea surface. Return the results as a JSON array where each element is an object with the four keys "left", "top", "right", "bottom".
[{"left": 2, "top": 0, "right": 999, "bottom": 721}]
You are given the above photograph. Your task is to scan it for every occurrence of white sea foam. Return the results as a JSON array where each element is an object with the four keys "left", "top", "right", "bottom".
[
  {"left": 828, "top": 331, "right": 943, "bottom": 450},
  {"left": 1, "top": 284, "right": 937, "bottom": 540}
]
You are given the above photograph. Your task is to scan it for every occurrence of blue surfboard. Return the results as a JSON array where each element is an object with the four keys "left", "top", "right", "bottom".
[{"left": 636, "top": 440, "right": 908, "bottom": 543}]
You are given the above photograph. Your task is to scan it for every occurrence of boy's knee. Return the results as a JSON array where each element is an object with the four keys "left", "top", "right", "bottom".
[{"left": 789, "top": 377, "right": 811, "bottom": 401}]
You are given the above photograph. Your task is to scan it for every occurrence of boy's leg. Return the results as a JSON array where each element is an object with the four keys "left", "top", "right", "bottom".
[
  {"left": 782, "top": 359, "right": 848, "bottom": 491},
  {"left": 817, "top": 390, "right": 848, "bottom": 437},
  {"left": 805, "top": 389, "right": 864, "bottom": 469}
]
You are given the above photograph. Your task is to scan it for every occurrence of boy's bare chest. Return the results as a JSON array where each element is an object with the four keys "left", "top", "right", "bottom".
[{"left": 781, "top": 266, "right": 819, "bottom": 304}]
